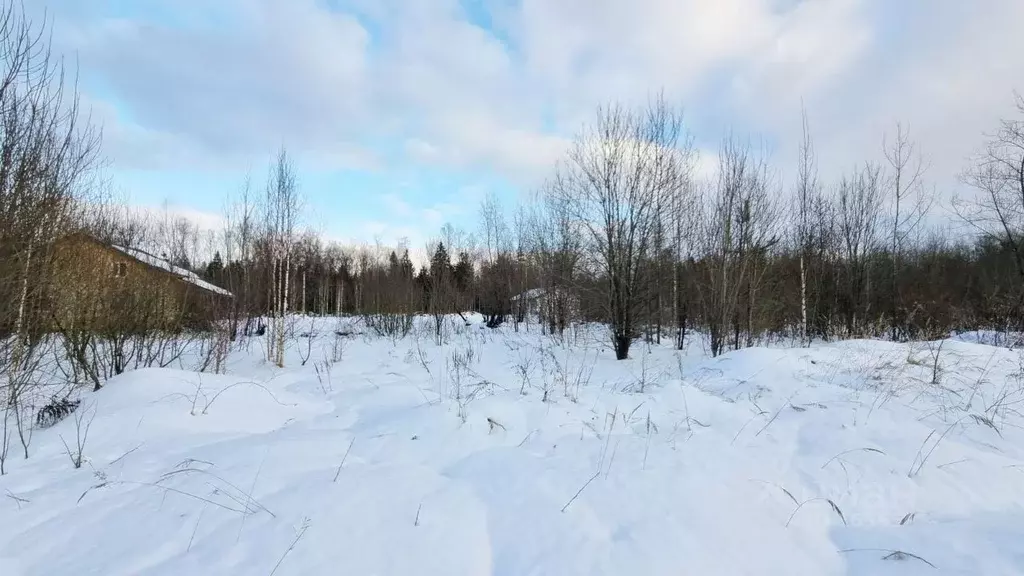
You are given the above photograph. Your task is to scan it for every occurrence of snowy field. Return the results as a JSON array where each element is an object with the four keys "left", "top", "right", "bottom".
[{"left": 2, "top": 315, "right": 1024, "bottom": 575}]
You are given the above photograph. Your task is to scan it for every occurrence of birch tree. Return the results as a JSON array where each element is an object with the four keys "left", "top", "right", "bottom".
[
  {"left": 0, "top": 0, "right": 100, "bottom": 461},
  {"left": 264, "top": 149, "right": 300, "bottom": 367},
  {"left": 794, "top": 108, "right": 818, "bottom": 346}
]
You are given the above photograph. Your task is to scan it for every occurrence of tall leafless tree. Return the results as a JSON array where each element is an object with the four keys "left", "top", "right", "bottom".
[
  {"left": 263, "top": 149, "right": 300, "bottom": 367},
  {"left": 696, "top": 135, "right": 778, "bottom": 356},
  {"left": 548, "top": 96, "right": 690, "bottom": 359},
  {"left": 883, "top": 122, "right": 929, "bottom": 340},
  {"left": 837, "top": 162, "right": 884, "bottom": 335},
  {"left": 956, "top": 95, "right": 1024, "bottom": 325},
  {"left": 794, "top": 107, "right": 818, "bottom": 346}
]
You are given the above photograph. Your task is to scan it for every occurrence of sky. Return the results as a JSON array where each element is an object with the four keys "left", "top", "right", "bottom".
[{"left": 34, "top": 0, "right": 1024, "bottom": 256}]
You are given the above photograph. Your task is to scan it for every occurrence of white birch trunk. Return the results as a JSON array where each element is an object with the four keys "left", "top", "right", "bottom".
[
  {"left": 267, "top": 257, "right": 277, "bottom": 363},
  {"left": 800, "top": 254, "right": 808, "bottom": 346},
  {"left": 11, "top": 237, "right": 34, "bottom": 373},
  {"left": 277, "top": 249, "right": 290, "bottom": 367}
]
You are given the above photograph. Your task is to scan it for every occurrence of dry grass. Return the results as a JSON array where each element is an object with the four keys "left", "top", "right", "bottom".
[
  {"left": 839, "top": 548, "right": 937, "bottom": 569},
  {"left": 785, "top": 497, "right": 847, "bottom": 528}
]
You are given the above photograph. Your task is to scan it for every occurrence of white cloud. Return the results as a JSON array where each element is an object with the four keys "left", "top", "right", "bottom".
[
  {"left": 798, "top": 0, "right": 1024, "bottom": 194},
  {"left": 381, "top": 193, "right": 415, "bottom": 217},
  {"left": 414, "top": 110, "right": 571, "bottom": 181},
  {"left": 61, "top": 0, "right": 373, "bottom": 171},
  {"left": 731, "top": 0, "right": 873, "bottom": 109},
  {"left": 404, "top": 139, "right": 442, "bottom": 165},
  {"left": 693, "top": 149, "right": 721, "bottom": 182},
  {"left": 325, "top": 190, "right": 477, "bottom": 256},
  {"left": 125, "top": 204, "right": 228, "bottom": 233},
  {"left": 46, "top": 0, "right": 1024, "bottom": 215}
]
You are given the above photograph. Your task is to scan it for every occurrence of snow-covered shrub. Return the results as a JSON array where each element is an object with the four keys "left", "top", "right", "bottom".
[
  {"left": 35, "top": 396, "right": 80, "bottom": 428},
  {"left": 364, "top": 312, "right": 414, "bottom": 340}
]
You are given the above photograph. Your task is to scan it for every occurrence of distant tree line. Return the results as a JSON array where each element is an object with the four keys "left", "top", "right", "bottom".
[
  {"left": 178, "top": 95, "right": 1024, "bottom": 362},
  {"left": 51, "top": 95, "right": 1024, "bottom": 366}
]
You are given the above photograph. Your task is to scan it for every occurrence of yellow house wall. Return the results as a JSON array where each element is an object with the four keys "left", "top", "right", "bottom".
[{"left": 48, "top": 237, "right": 188, "bottom": 332}]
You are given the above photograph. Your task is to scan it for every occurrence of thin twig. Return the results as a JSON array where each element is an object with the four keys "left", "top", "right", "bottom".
[
  {"left": 838, "top": 548, "right": 937, "bottom": 569},
  {"left": 5, "top": 490, "right": 29, "bottom": 510},
  {"left": 821, "top": 447, "right": 885, "bottom": 470},
  {"left": 187, "top": 503, "right": 207, "bottom": 553},
  {"left": 785, "top": 497, "right": 847, "bottom": 527},
  {"left": 269, "top": 518, "right": 311, "bottom": 576},
  {"left": 333, "top": 438, "right": 356, "bottom": 483},
  {"left": 109, "top": 443, "right": 143, "bottom": 467},
  {"left": 237, "top": 451, "right": 268, "bottom": 543},
  {"left": 561, "top": 471, "right": 600, "bottom": 513}
]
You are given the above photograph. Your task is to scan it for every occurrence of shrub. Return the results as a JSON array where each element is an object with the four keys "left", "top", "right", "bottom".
[{"left": 36, "top": 396, "right": 80, "bottom": 428}]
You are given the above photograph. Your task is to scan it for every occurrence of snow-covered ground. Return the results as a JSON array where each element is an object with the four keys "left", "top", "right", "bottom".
[{"left": 2, "top": 315, "right": 1024, "bottom": 575}]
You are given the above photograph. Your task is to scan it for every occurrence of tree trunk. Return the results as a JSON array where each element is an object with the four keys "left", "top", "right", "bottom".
[
  {"left": 613, "top": 333, "right": 631, "bottom": 360},
  {"left": 800, "top": 254, "right": 808, "bottom": 345},
  {"left": 278, "top": 251, "right": 290, "bottom": 367}
]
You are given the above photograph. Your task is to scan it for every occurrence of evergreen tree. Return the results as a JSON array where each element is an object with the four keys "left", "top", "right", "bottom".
[
  {"left": 415, "top": 265, "right": 431, "bottom": 311},
  {"left": 206, "top": 251, "right": 224, "bottom": 280},
  {"left": 388, "top": 250, "right": 400, "bottom": 277},
  {"left": 399, "top": 249, "right": 414, "bottom": 280},
  {"left": 453, "top": 251, "right": 473, "bottom": 292},
  {"left": 430, "top": 242, "right": 451, "bottom": 282}
]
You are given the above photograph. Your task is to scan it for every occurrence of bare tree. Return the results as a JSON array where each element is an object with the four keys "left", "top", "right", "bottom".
[
  {"left": 883, "top": 122, "right": 929, "bottom": 340},
  {"left": 0, "top": 1, "right": 100, "bottom": 459},
  {"left": 794, "top": 107, "right": 819, "bottom": 346},
  {"left": 549, "top": 96, "right": 689, "bottom": 359},
  {"left": 528, "top": 190, "right": 582, "bottom": 337},
  {"left": 956, "top": 94, "right": 1024, "bottom": 326},
  {"left": 661, "top": 162, "right": 700, "bottom": 350},
  {"left": 837, "top": 162, "right": 884, "bottom": 335},
  {"left": 733, "top": 150, "right": 782, "bottom": 348},
  {"left": 697, "top": 135, "right": 778, "bottom": 355},
  {"left": 478, "top": 193, "right": 517, "bottom": 328},
  {"left": 224, "top": 175, "right": 260, "bottom": 340},
  {"left": 511, "top": 204, "right": 533, "bottom": 330},
  {"left": 479, "top": 192, "right": 506, "bottom": 264},
  {"left": 263, "top": 149, "right": 300, "bottom": 367}
]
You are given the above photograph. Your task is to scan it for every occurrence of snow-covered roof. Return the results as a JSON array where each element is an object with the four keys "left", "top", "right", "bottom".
[
  {"left": 511, "top": 288, "right": 546, "bottom": 301},
  {"left": 110, "top": 244, "right": 234, "bottom": 298}
]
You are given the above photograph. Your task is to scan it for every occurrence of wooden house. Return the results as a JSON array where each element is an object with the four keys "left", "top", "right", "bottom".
[{"left": 47, "top": 233, "right": 233, "bottom": 333}]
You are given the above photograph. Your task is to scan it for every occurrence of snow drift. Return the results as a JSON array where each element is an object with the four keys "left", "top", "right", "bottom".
[{"left": 1, "top": 317, "right": 1023, "bottom": 575}]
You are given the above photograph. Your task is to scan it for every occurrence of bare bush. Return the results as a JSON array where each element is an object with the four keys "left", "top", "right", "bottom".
[
  {"left": 313, "top": 355, "right": 333, "bottom": 394},
  {"left": 364, "top": 312, "right": 413, "bottom": 340},
  {"left": 59, "top": 402, "right": 96, "bottom": 470},
  {"left": 0, "top": 1, "right": 100, "bottom": 464}
]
